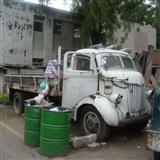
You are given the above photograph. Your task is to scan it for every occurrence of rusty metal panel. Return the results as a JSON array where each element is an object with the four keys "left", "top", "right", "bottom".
[{"left": 152, "top": 53, "right": 160, "bottom": 66}]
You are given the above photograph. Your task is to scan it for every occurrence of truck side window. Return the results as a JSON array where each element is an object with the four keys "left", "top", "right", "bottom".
[
  {"left": 67, "top": 55, "right": 72, "bottom": 68},
  {"left": 73, "top": 55, "right": 90, "bottom": 71}
]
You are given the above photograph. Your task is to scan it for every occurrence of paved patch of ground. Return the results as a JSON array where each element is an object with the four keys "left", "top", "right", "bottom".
[{"left": 0, "top": 105, "right": 153, "bottom": 160}]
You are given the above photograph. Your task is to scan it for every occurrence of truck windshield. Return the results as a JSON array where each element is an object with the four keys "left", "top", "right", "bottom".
[{"left": 101, "top": 55, "right": 135, "bottom": 70}]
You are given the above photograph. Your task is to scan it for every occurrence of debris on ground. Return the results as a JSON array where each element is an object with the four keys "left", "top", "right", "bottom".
[
  {"left": 71, "top": 134, "right": 97, "bottom": 149},
  {"left": 100, "top": 142, "right": 107, "bottom": 146},
  {"left": 87, "top": 142, "right": 100, "bottom": 148}
]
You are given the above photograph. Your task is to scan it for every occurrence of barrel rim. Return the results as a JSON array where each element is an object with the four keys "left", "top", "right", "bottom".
[
  {"left": 42, "top": 106, "right": 71, "bottom": 113},
  {"left": 25, "top": 105, "right": 42, "bottom": 109}
]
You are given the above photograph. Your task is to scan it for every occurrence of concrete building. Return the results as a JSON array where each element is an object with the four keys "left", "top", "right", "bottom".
[
  {"left": 114, "top": 24, "right": 156, "bottom": 56},
  {"left": 0, "top": 0, "right": 81, "bottom": 92},
  {"left": 0, "top": 0, "right": 80, "bottom": 68}
]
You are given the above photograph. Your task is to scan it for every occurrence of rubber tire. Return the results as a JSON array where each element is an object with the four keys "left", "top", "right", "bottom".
[
  {"left": 13, "top": 92, "right": 24, "bottom": 115},
  {"left": 79, "top": 105, "right": 110, "bottom": 142},
  {"left": 153, "top": 151, "right": 160, "bottom": 160}
]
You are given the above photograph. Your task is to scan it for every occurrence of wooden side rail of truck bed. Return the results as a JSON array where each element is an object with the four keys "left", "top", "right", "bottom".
[
  {"left": 4, "top": 74, "right": 62, "bottom": 114},
  {"left": 5, "top": 74, "right": 61, "bottom": 96}
]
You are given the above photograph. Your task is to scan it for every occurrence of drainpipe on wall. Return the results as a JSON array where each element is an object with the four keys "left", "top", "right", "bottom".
[
  {"left": 0, "top": 0, "right": 3, "bottom": 65},
  {"left": 57, "top": 46, "right": 61, "bottom": 94},
  {"left": 43, "top": 7, "right": 47, "bottom": 66}
]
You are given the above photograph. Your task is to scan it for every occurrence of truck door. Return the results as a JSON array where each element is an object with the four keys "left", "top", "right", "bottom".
[{"left": 62, "top": 53, "right": 98, "bottom": 109}]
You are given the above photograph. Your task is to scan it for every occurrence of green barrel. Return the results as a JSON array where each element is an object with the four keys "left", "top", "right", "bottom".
[
  {"left": 40, "top": 107, "right": 70, "bottom": 157},
  {"left": 152, "top": 88, "right": 160, "bottom": 130},
  {"left": 24, "top": 106, "right": 41, "bottom": 147}
]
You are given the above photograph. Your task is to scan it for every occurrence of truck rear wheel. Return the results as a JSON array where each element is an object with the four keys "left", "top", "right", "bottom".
[
  {"left": 80, "top": 105, "right": 110, "bottom": 142},
  {"left": 13, "top": 92, "right": 24, "bottom": 115}
]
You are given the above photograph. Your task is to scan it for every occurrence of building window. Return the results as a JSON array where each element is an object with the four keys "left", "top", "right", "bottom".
[
  {"left": 74, "top": 28, "right": 80, "bottom": 39},
  {"left": 34, "top": 15, "right": 44, "bottom": 32},
  {"left": 54, "top": 19, "right": 62, "bottom": 34},
  {"left": 73, "top": 55, "right": 90, "bottom": 71},
  {"left": 32, "top": 58, "right": 44, "bottom": 66}
]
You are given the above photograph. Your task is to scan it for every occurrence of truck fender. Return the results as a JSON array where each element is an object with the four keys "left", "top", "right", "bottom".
[{"left": 74, "top": 95, "right": 119, "bottom": 126}]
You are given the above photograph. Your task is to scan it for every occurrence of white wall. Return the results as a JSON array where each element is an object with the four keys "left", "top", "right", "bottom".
[
  {"left": 0, "top": 0, "right": 3, "bottom": 65},
  {"left": 114, "top": 24, "right": 156, "bottom": 56},
  {"left": 1, "top": 0, "right": 33, "bottom": 66}
]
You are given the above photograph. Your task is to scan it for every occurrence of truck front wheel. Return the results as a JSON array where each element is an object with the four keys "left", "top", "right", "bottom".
[
  {"left": 13, "top": 92, "right": 24, "bottom": 115},
  {"left": 80, "top": 106, "right": 110, "bottom": 142}
]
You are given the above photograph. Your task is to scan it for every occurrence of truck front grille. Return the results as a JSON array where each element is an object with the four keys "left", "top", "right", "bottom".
[{"left": 128, "top": 84, "right": 145, "bottom": 113}]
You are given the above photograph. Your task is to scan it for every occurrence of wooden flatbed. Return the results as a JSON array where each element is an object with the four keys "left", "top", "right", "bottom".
[{"left": 4, "top": 74, "right": 62, "bottom": 114}]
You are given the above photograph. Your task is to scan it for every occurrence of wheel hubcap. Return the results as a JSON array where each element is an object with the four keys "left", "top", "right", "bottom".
[{"left": 83, "top": 111, "right": 100, "bottom": 134}]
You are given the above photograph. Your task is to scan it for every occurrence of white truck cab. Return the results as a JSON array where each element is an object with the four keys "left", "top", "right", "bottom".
[{"left": 62, "top": 47, "right": 151, "bottom": 141}]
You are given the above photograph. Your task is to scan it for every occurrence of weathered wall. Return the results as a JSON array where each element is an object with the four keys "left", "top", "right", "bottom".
[
  {"left": 0, "top": 0, "right": 81, "bottom": 92},
  {"left": 1, "top": 0, "right": 33, "bottom": 66},
  {"left": 53, "top": 21, "right": 73, "bottom": 54},
  {"left": 114, "top": 24, "right": 156, "bottom": 56},
  {"left": 42, "top": 9, "right": 78, "bottom": 65},
  {"left": 0, "top": 0, "right": 81, "bottom": 68},
  {"left": 0, "top": 0, "right": 3, "bottom": 65}
]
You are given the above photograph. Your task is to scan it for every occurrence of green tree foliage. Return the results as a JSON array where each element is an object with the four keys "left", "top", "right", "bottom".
[
  {"left": 39, "top": 0, "right": 160, "bottom": 47},
  {"left": 72, "top": 0, "right": 149, "bottom": 45}
]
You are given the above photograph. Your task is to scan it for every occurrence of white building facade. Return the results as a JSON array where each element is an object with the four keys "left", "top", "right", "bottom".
[
  {"left": 0, "top": 0, "right": 80, "bottom": 68},
  {"left": 114, "top": 24, "right": 156, "bottom": 56}
]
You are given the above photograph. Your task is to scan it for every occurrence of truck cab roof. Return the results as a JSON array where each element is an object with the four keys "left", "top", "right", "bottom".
[{"left": 76, "top": 48, "right": 130, "bottom": 57}]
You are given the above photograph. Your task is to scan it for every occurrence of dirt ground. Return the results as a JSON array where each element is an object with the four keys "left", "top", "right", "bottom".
[{"left": 0, "top": 105, "right": 153, "bottom": 160}]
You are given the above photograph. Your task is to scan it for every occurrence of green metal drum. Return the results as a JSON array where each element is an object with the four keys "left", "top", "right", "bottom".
[
  {"left": 40, "top": 107, "right": 70, "bottom": 157},
  {"left": 24, "top": 106, "right": 41, "bottom": 147}
]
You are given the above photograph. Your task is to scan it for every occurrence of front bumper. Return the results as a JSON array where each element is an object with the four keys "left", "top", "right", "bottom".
[{"left": 119, "top": 113, "right": 151, "bottom": 127}]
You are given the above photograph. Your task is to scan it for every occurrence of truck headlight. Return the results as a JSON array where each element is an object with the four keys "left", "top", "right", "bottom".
[
  {"left": 104, "top": 83, "right": 112, "bottom": 94},
  {"left": 109, "top": 93, "right": 123, "bottom": 104}
]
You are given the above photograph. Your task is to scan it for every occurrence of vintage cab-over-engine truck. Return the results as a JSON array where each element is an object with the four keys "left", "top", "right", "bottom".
[{"left": 5, "top": 47, "right": 151, "bottom": 141}]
